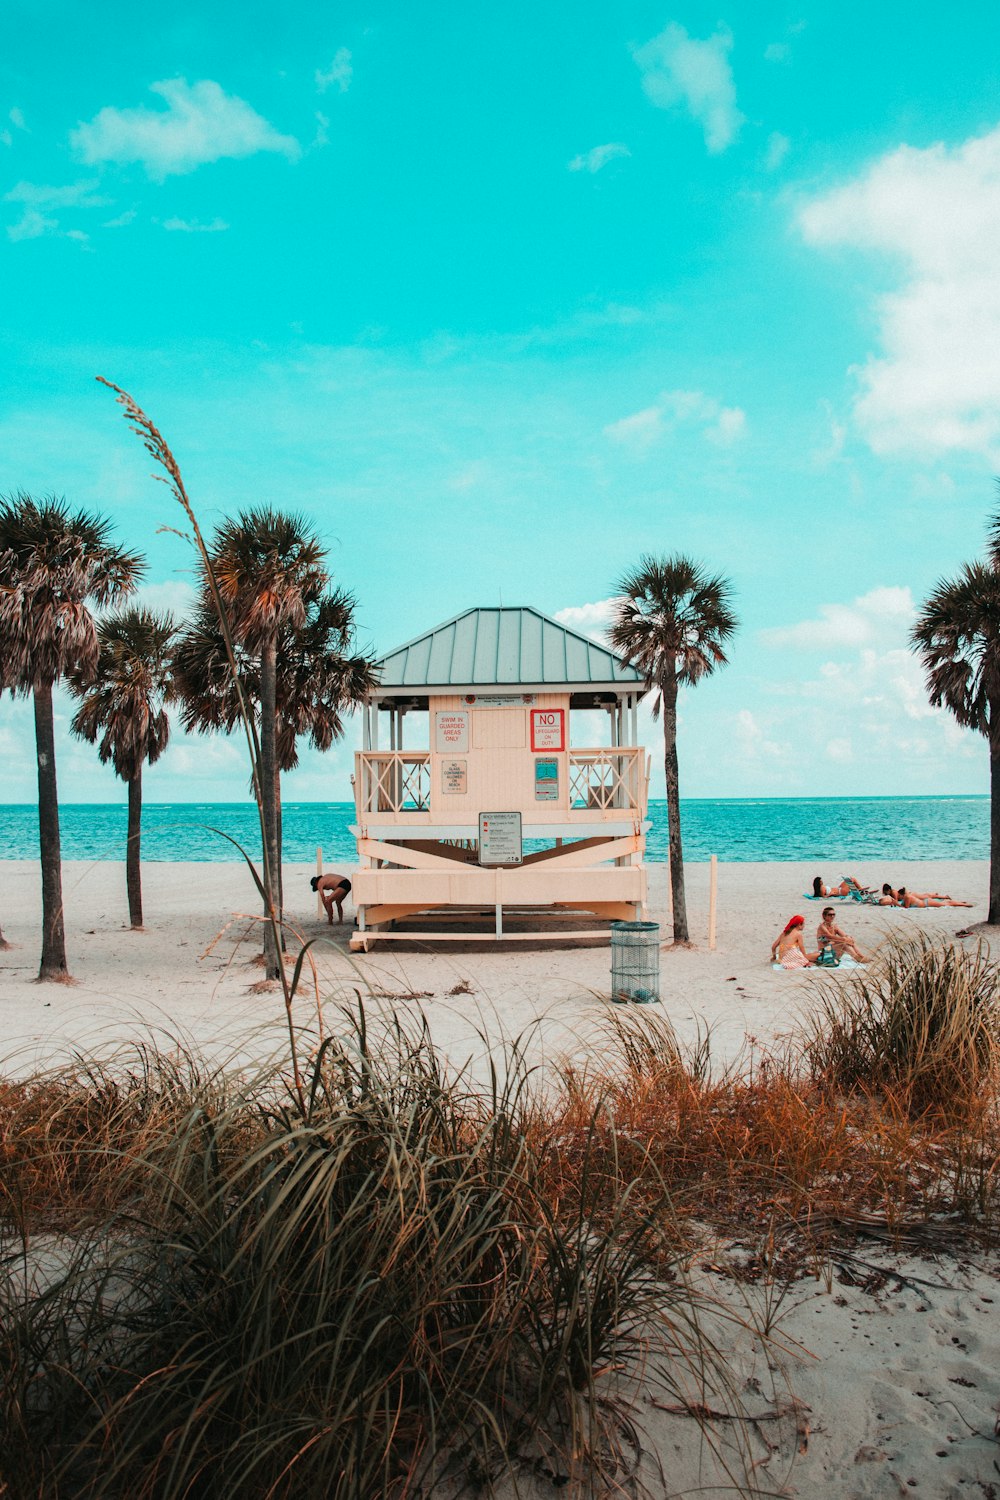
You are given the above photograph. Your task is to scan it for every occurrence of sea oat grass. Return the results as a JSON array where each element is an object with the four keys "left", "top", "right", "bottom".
[
  {"left": 0, "top": 1006, "right": 730, "bottom": 1500},
  {"left": 804, "top": 932, "right": 1000, "bottom": 1116}
]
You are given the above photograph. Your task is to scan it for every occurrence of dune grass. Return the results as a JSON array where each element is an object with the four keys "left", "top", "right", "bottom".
[
  {"left": 0, "top": 1006, "right": 737, "bottom": 1500},
  {"left": 2, "top": 935, "right": 999, "bottom": 1496}
]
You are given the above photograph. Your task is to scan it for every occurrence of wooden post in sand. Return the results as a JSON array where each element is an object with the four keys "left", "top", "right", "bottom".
[
  {"left": 316, "top": 847, "right": 324, "bottom": 918},
  {"left": 708, "top": 854, "right": 718, "bottom": 950}
]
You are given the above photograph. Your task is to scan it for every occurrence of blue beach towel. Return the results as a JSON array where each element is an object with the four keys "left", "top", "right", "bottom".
[{"left": 771, "top": 956, "right": 865, "bottom": 972}]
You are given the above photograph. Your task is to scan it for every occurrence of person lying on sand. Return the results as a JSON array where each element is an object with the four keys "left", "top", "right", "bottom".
[
  {"left": 817, "top": 908, "right": 870, "bottom": 963},
  {"left": 771, "top": 915, "right": 818, "bottom": 970},
  {"left": 883, "top": 883, "right": 952, "bottom": 903},
  {"left": 895, "top": 887, "right": 973, "bottom": 909},
  {"left": 310, "top": 873, "right": 352, "bottom": 924}
]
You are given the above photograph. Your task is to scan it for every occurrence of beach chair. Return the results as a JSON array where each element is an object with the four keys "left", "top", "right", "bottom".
[{"left": 843, "top": 877, "right": 880, "bottom": 906}]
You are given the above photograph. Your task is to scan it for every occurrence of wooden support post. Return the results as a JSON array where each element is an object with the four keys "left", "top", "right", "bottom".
[
  {"left": 316, "top": 847, "right": 324, "bottom": 918},
  {"left": 708, "top": 854, "right": 718, "bottom": 951}
]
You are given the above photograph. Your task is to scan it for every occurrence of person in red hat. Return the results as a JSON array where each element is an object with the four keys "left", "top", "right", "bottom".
[{"left": 770, "top": 914, "right": 817, "bottom": 970}]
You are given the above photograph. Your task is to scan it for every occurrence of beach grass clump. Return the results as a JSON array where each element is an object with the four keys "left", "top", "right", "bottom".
[
  {"left": 804, "top": 932, "right": 1000, "bottom": 1116},
  {"left": 0, "top": 1041, "right": 259, "bottom": 1230},
  {"left": 0, "top": 1005, "right": 719, "bottom": 1500},
  {"left": 548, "top": 1007, "right": 1000, "bottom": 1252}
]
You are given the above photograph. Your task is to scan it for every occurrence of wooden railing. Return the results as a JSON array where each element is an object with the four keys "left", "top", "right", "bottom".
[
  {"left": 568, "top": 747, "right": 645, "bottom": 812},
  {"left": 355, "top": 752, "right": 431, "bottom": 814},
  {"left": 354, "top": 746, "right": 646, "bottom": 817}
]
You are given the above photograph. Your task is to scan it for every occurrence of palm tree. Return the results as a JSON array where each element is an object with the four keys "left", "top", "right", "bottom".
[
  {"left": 172, "top": 590, "right": 376, "bottom": 884},
  {"left": 609, "top": 554, "right": 737, "bottom": 944},
  {"left": 912, "top": 532, "right": 1000, "bottom": 923},
  {"left": 0, "top": 494, "right": 143, "bottom": 979},
  {"left": 176, "top": 512, "right": 367, "bottom": 977},
  {"left": 69, "top": 607, "right": 175, "bottom": 930}
]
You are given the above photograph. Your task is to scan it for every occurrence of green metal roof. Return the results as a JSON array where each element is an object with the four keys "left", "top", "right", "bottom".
[{"left": 375, "top": 607, "right": 642, "bottom": 691}]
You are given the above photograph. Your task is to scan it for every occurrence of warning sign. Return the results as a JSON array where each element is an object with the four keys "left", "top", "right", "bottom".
[
  {"left": 442, "top": 759, "right": 467, "bottom": 794},
  {"left": 530, "top": 708, "right": 564, "bottom": 751},
  {"left": 435, "top": 711, "right": 469, "bottom": 752},
  {"left": 478, "top": 811, "right": 522, "bottom": 866}
]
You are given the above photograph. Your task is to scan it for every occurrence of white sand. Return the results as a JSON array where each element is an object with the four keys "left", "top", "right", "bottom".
[{"left": 1, "top": 855, "right": 998, "bottom": 1495}]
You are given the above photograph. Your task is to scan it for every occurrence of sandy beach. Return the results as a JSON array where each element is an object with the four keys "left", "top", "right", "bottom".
[
  {"left": 0, "top": 856, "right": 987, "bottom": 1072},
  {"left": 2, "top": 857, "right": 998, "bottom": 1496}
]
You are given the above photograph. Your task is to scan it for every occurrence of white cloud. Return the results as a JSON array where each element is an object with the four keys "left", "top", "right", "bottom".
[
  {"left": 2, "top": 106, "right": 26, "bottom": 146},
  {"left": 313, "top": 111, "right": 330, "bottom": 148},
  {"left": 554, "top": 599, "right": 615, "bottom": 642},
  {"left": 71, "top": 78, "right": 300, "bottom": 180},
  {"left": 4, "top": 182, "right": 110, "bottom": 241},
  {"left": 5, "top": 179, "right": 108, "bottom": 209},
  {"left": 7, "top": 208, "right": 57, "bottom": 241},
  {"left": 764, "top": 42, "right": 791, "bottom": 64},
  {"left": 765, "top": 131, "right": 789, "bottom": 171},
  {"left": 799, "top": 123, "right": 1000, "bottom": 457},
  {"left": 760, "top": 585, "right": 914, "bottom": 651},
  {"left": 162, "top": 215, "right": 229, "bottom": 233},
  {"left": 103, "top": 209, "right": 136, "bottom": 228},
  {"left": 604, "top": 388, "right": 747, "bottom": 452},
  {"left": 632, "top": 22, "right": 744, "bottom": 154},
  {"left": 568, "top": 142, "right": 631, "bottom": 173},
  {"left": 603, "top": 404, "right": 664, "bottom": 451},
  {"left": 316, "top": 48, "right": 353, "bottom": 93}
]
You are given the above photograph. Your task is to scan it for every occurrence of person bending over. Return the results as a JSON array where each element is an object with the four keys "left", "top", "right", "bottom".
[
  {"left": 311, "top": 873, "right": 352, "bottom": 924},
  {"left": 771, "top": 915, "right": 817, "bottom": 970},
  {"left": 817, "top": 907, "right": 870, "bottom": 963},
  {"left": 896, "top": 887, "right": 972, "bottom": 909}
]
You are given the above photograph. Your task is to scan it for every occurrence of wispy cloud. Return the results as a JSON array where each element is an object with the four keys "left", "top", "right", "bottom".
[
  {"left": 316, "top": 48, "right": 353, "bottom": 93},
  {"left": 764, "top": 42, "right": 791, "bottom": 64},
  {"left": 554, "top": 599, "right": 614, "bottom": 642},
  {"left": 632, "top": 23, "right": 744, "bottom": 154},
  {"left": 604, "top": 388, "right": 747, "bottom": 451},
  {"left": 759, "top": 586, "right": 914, "bottom": 650},
  {"left": 765, "top": 131, "right": 790, "bottom": 171},
  {"left": 799, "top": 123, "right": 1000, "bottom": 457},
  {"left": 568, "top": 142, "right": 630, "bottom": 174},
  {"left": 1, "top": 105, "right": 27, "bottom": 147},
  {"left": 4, "top": 179, "right": 109, "bottom": 240},
  {"left": 71, "top": 78, "right": 300, "bottom": 180},
  {"left": 162, "top": 215, "right": 229, "bottom": 233}
]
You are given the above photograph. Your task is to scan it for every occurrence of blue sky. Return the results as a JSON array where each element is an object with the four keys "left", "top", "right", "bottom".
[{"left": 3, "top": 1, "right": 1000, "bottom": 802}]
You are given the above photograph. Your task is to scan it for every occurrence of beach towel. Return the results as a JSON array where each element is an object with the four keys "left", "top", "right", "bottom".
[{"left": 771, "top": 956, "right": 864, "bottom": 972}]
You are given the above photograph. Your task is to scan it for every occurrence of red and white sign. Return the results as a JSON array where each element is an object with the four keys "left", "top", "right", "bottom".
[
  {"left": 435, "top": 711, "right": 469, "bottom": 752},
  {"left": 530, "top": 707, "right": 565, "bottom": 751}
]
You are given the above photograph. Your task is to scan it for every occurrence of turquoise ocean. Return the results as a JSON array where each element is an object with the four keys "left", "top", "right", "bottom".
[{"left": 0, "top": 798, "right": 988, "bottom": 864}]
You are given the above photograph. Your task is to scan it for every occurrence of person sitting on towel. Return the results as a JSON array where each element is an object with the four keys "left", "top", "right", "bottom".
[
  {"left": 817, "top": 908, "right": 870, "bottom": 963},
  {"left": 771, "top": 915, "right": 817, "bottom": 970},
  {"left": 310, "top": 872, "right": 352, "bottom": 924}
]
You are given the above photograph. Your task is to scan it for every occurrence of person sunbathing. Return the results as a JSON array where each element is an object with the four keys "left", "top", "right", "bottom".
[
  {"left": 817, "top": 908, "right": 870, "bottom": 963},
  {"left": 895, "top": 887, "right": 973, "bottom": 909},
  {"left": 812, "top": 876, "right": 850, "bottom": 898},
  {"left": 771, "top": 915, "right": 818, "bottom": 970},
  {"left": 883, "top": 882, "right": 952, "bottom": 903}
]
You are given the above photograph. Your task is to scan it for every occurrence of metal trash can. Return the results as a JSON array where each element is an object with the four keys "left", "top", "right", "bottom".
[{"left": 610, "top": 920, "right": 660, "bottom": 1004}]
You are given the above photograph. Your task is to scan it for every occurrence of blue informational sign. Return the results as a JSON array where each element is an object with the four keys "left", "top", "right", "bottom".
[{"left": 534, "top": 758, "right": 559, "bottom": 801}]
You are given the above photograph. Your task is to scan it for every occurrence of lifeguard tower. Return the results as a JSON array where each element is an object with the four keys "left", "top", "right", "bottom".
[{"left": 349, "top": 607, "right": 649, "bottom": 949}]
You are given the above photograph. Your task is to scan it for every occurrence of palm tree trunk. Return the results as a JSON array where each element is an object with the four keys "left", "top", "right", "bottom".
[
  {"left": 662, "top": 676, "right": 689, "bottom": 943},
  {"left": 127, "top": 769, "right": 143, "bottom": 929},
  {"left": 990, "top": 721, "right": 1000, "bottom": 924},
  {"left": 275, "top": 762, "right": 286, "bottom": 951},
  {"left": 260, "top": 637, "right": 281, "bottom": 979},
  {"left": 33, "top": 680, "right": 68, "bottom": 980}
]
